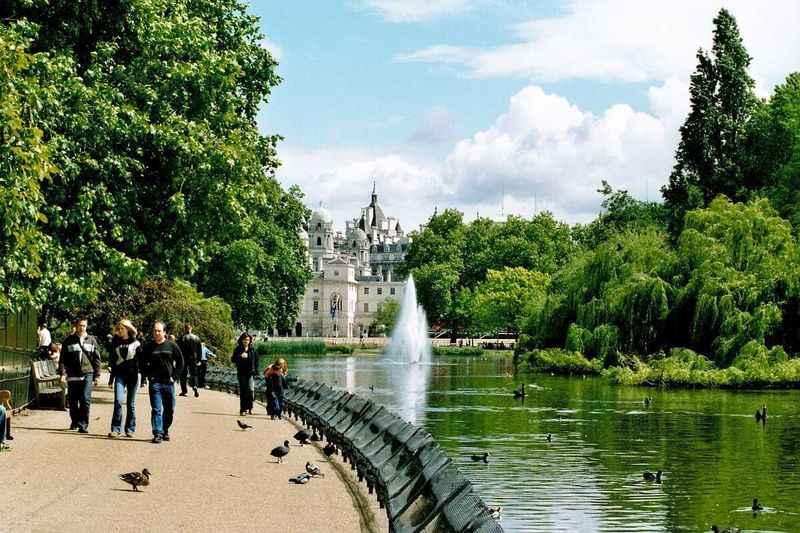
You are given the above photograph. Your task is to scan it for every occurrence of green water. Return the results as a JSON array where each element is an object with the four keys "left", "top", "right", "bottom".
[{"left": 288, "top": 353, "right": 800, "bottom": 532}]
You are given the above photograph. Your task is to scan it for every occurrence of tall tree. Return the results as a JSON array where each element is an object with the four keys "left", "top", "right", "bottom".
[{"left": 662, "top": 8, "right": 758, "bottom": 236}]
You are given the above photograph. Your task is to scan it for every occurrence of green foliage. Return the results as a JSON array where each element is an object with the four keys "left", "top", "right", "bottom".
[
  {"left": 471, "top": 267, "right": 550, "bottom": 334},
  {"left": 1, "top": 1, "right": 308, "bottom": 329},
  {"left": 518, "top": 349, "right": 602, "bottom": 376},
  {"left": 432, "top": 346, "right": 485, "bottom": 357},
  {"left": 371, "top": 298, "right": 401, "bottom": 335},
  {"left": 662, "top": 8, "right": 759, "bottom": 235},
  {"left": 255, "top": 340, "right": 326, "bottom": 356}
]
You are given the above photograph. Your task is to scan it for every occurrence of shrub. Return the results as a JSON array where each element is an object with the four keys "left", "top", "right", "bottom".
[
  {"left": 520, "top": 349, "right": 602, "bottom": 375},
  {"left": 432, "top": 346, "right": 485, "bottom": 357},
  {"left": 255, "top": 340, "right": 326, "bottom": 356}
]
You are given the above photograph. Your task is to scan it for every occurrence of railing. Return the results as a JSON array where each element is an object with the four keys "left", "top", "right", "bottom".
[
  {"left": 204, "top": 367, "right": 503, "bottom": 533},
  {"left": 0, "top": 347, "right": 35, "bottom": 411}
]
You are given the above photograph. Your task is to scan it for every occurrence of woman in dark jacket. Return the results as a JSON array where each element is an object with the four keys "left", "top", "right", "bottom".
[
  {"left": 231, "top": 333, "right": 257, "bottom": 416},
  {"left": 108, "top": 319, "right": 142, "bottom": 437}
]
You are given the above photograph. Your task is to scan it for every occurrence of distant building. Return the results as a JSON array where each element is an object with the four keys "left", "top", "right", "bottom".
[{"left": 293, "top": 186, "right": 410, "bottom": 337}]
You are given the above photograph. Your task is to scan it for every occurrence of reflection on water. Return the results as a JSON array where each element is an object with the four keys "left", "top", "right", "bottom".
[{"left": 290, "top": 354, "right": 800, "bottom": 532}]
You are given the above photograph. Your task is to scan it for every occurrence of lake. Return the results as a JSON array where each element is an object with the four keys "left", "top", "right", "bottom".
[{"left": 288, "top": 353, "right": 800, "bottom": 532}]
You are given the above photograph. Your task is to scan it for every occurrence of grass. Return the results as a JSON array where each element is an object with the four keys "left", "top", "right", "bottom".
[{"left": 432, "top": 346, "right": 485, "bottom": 357}]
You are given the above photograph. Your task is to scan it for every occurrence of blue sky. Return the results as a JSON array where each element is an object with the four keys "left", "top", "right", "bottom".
[{"left": 248, "top": 1, "right": 799, "bottom": 231}]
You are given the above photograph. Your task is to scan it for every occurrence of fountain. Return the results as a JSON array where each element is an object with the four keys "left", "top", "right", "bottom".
[{"left": 385, "top": 274, "right": 431, "bottom": 364}]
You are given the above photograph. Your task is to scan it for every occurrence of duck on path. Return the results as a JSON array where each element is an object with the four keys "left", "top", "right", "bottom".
[
  {"left": 643, "top": 470, "right": 662, "bottom": 483},
  {"left": 293, "top": 430, "right": 311, "bottom": 446},
  {"left": 323, "top": 442, "right": 338, "bottom": 459},
  {"left": 119, "top": 468, "right": 151, "bottom": 492},
  {"left": 469, "top": 452, "right": 489, "bottom": 463},
  {"left": 310, "top": 429, "right": 321, "bottom": 442},
  {"left": 271, "top": 440, "right": 290, "bottom": 463}
]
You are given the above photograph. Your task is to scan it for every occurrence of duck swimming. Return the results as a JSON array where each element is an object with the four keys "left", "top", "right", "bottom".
[
  {"left": 755, "top": 404, "right": 767, "bottom": 422},
  {"left": 512, "top": 384, "right": 526, "bottom": 399},
  {"left": 711, "top": 526, "right": 740, "bottom": 533},
  {"left": 752, "top": 497, "right": 763, "bottom": 512},
  {"left": 469, "top": 452, "right": 489, "bottom": 463},
  {"left": 643, "top": 470, "right": 662, "bottom": 483}
]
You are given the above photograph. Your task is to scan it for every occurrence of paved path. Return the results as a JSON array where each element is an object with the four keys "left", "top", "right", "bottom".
[{"left": 2, "top": 376, "right": 387, "bottom": 533}]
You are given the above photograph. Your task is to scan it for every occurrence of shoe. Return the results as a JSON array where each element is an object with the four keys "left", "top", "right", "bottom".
[
  {"left": 124, "top": 432, "right": 133, "bottom": 438},
  {"left": 108, "top": 431, "right": 120, "bottom": 438},
  {"left": 179, "top": 392, "right": 188, "bottom": 397},
  {"left": 162, "top": 434, "right": 170, "bottom": 442},
  {"left": 6, "top": 435, "right": 13, "bottom": 441},
  {"left": 151, "top": 436, "right": 162, "bottom": 444},
  {"left": 240, "top": 412, "right": 246, "bottom": 417},
  {"left": 78, "top": 428, "right": 89, "bottom": 434},
  {"left": 248, "top": 409, "right": 253, "bottom": 415},
  {"left": 69, "top": 424, "right": 78, "bottom": 431},
  {"left": 194, "top": 388, "right": 199, "bottom": 398}
]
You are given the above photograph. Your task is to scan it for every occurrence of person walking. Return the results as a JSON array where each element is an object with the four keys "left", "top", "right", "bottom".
[
  {"left": 108, "top": 319, "right": 141, "bottom": 438},
  {"left": 37, "top": 321, "right": 51, "bottom": 360},
  {"left": 264, "top": 358, "right": 288, "bottom": 420},
  {"left": 177, "top": 324, "right": 202, "bottom": 398},
  {"left": 0, "top": 404, "right": 9, "bottom": 451},
  {"left": 140, "top": 321, "right": 184, "bottom": 444},
  {"left": 58, "top": 317, "right": 101, "bottom": 433},
  {"left": 198, "top": 343, "right": 216, "bottom": 388},
  {"left": 231, "top": 333, "right": 257, "bottom": 416}
]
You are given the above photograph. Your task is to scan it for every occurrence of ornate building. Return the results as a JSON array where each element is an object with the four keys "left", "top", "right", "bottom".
[{"left": 295, "top": 187, "right": 410, "bottom": 337}]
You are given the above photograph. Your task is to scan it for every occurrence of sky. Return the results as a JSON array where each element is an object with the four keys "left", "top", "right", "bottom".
[{"left": 249, "top": 0, "right": 800, "bottom": 233}]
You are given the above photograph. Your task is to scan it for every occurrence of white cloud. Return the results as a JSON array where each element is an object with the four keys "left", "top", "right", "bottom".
[
  {"left": 408, "top": 106, "right": 458, "bottom": 145},
  {"left": 397, "top": 0, "right": 799, "bottom": 90},
  {"left": 443, "top": 84, "right": 681, "bottom": 222},
  {"left": 352, "top": 0, "right": 477, "bottom": 22}
]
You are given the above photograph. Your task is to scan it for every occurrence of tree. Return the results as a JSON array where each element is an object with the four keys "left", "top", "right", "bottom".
[
  {"left": 662, "top": 8, "right": 758, "bottom": 235},
  {"left": 372, "top": 298, "right": 400, "bottom": 335},
  {"left": 471, "top": 268, "right": 549, "bottom": 335}
]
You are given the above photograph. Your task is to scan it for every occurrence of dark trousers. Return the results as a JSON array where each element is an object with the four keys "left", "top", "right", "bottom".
[
  {"left": 197, "top": 360, "right": 208, "bottom": 388},
  {"left": 66, "top": 374, "right": 93, "bottom": 430},
  {"left": 266, "top": 392, "right": 283, "bottom": 418},
  {"left": 179, "top": 363, "right": 197, "bottom": 394},
  {"left": 148, "top": 381, "right": 176, "bottom": 437},
  {"left": 237, "top": 374, "right": 253, "bottom": 414}
]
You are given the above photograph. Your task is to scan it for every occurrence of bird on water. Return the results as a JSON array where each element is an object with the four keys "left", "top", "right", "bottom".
[
  {"left": 546, "top": 433, "right": 552, "bottom": 442},
  {"left": 752, "top": 497, "right": 764, "bottom": 512},
  {"left": 294, "top": 430, "right": 311, "bottom": 446},
  {"left": 513, "top": 384, "right": 526, "bottom": 399},
  {"left": 237, "top": 420, "right": 252, "bottom": 430},
  {"left": 711, "top": 526, "right": 740, "bottom": 533},
  {"left": 119, "top": 468, "right": 151, "bottom": 492},
  {"left": 470, "top": 452, "right": 489, "bottom": 463},
  {"left": 643, "top": 470, "right": 662, "bottom": 483},
  {"left": 755, "top": 404, "right": 767, "bottom": 422},
  {"left": 489, "top": 506, "right": 502, "bottom": 520},
  {"left": 271, "top": 440, "right": 290, "bottom": 463}
]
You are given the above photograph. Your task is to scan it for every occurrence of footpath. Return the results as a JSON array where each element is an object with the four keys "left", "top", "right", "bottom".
[{"left": 1, "top": 376, "right": 387, "bottom": 533}]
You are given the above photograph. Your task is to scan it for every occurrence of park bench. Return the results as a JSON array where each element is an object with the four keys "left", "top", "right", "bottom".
[{"left": 30, "top": 360, "right": 66, "bottom": 409}]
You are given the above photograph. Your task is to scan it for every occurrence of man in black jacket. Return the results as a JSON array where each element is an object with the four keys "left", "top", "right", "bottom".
[
  {"left": 140, "top": 321, "right": 184, "bottom": 444},
  {"left": 177, "top": 323, "right": 202, "bottom": 398},
  {"left": 58, "top": 317, "right": 102, "bottom": 433}
]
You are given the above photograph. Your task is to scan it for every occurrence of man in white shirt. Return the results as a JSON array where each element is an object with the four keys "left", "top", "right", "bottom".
[{"left": 37, "top": 322, "right": 52, "bottom": 359}]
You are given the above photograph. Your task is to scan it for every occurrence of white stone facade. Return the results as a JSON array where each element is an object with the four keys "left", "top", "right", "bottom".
[{"left": 294, "top": 187, "right": 409, "bottom": 337}]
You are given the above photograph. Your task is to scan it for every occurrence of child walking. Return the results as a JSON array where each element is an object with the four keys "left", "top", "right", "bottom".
[{"left": 264, "top": 358, "right": 288, "bottom": 420}]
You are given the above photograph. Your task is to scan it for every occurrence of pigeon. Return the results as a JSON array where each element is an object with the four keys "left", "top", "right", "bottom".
[
  {"left": 643, "top": 470, "right": 662, "bottom": 483},
  {"left": 310, "top": 429, "right": 321, "bottom": 442},
  {"left": 489, "top": 506, "right": 502, "bottom": 520},
  {"left": 293, "top": 430, "right": 311, "bottom": 446},
  {"left": 289, "top": 473, "right": 311, "bottom": 484},
  {"left": 306, "top": 461, "right": 325, "bottom": 477},
  {"left": 119, "top": 468, "right": 151, "bottom": 492},
  {"left": 271, "top": 440, "right": 290, "bottom": 463},
  {"left": 323, "top": 442, "right": 337, "bottom": 458},
  {"left": 237, "top": 420, "right": 253, "bottom": 430},
  {"left": 469, "top": 452, "right": 489, "bottom": 463},
  {"left": 752, "top": 497, "right": 764, "bottom": 512}
]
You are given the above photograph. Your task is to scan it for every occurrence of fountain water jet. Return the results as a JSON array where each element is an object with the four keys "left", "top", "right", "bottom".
[{"left": 385, "top": 275, "right": 431, "bottom": 364}]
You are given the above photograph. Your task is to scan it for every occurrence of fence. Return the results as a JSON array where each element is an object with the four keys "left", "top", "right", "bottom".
[
  {"left": 0, "top": 308, "right": 39, "bottom": 411},
  {"left": 204, "top": 366, "right": 503, "bottom": 533}
]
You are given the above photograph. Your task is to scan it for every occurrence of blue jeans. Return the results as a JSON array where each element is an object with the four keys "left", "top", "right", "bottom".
[
  {"left": 148, "top": 381, "right": 176, "bottom": 437},
  {"left": 0, "top": 405, "right": 6, "bottom": 444},
  {"left": 67, "top": 374, "right": 94, "bottom": 430},
  {"left": 111, "top": 374, "right": 138, "bottom": 434}
]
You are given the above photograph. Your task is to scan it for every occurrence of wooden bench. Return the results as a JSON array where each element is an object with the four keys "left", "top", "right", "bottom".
[{"left": 30, "top": 360, "right": 66, "bottom": 410}]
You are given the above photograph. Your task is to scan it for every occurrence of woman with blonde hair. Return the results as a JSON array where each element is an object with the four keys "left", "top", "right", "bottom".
[
  {"left": 264, "top": 357, "right": 288, "bottom": 419},
  {"left": 108, "top": 319, "right": 142, "bottom": 438}
]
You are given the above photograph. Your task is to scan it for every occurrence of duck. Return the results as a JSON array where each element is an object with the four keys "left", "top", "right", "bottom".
[
  {"left": 236, "top": 420, "right": 252, "bottom": 430},
  {"left": 755, "top": 404, "right": 767, "bottom": 422},
  {"left": 512, "top": 384, "right": 526, "bottom": 399},
  {"left": 293, "top": 430, "right": 311, "bottom": 446},
  {"left": 310, "top": 429, "right": 321, "bottom": 442},
  {"left": 369, "top": 385, "right": 375, "bottom": 391},
  {"left": 643, "top": 470, "right": 662, "bottom": 483},
  {"left": 489, "top": 506, "right": 502, "bottom": 520},
  {"left": 289, "top": 472, "right": 311, "bottom": 484},
  {"left": 546, "top": 433, "right": 552, "bottom": 442},
  {"left": 306, "top": 461, "right": 324, "bottom": 477},
  {"left": 323, "top": 442, "right": 338, "bottom": 458},
  {"left": 643, "top": 397, "right": 653, "bottom": 407},
  {"left": 271, "top": 440, "right": 290, "bottom": 463},
  {"left": 119, "top": 468, "right": 151, "bottom": 492},
  {"left": 711, "top": 526, "right": 740, "bottom": 533},
  {"left": 752, "top": 497, "right": 763, "bottom": 512},
  {"left": 469, "top": 452, "right": 489, "bottom": 463}
]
